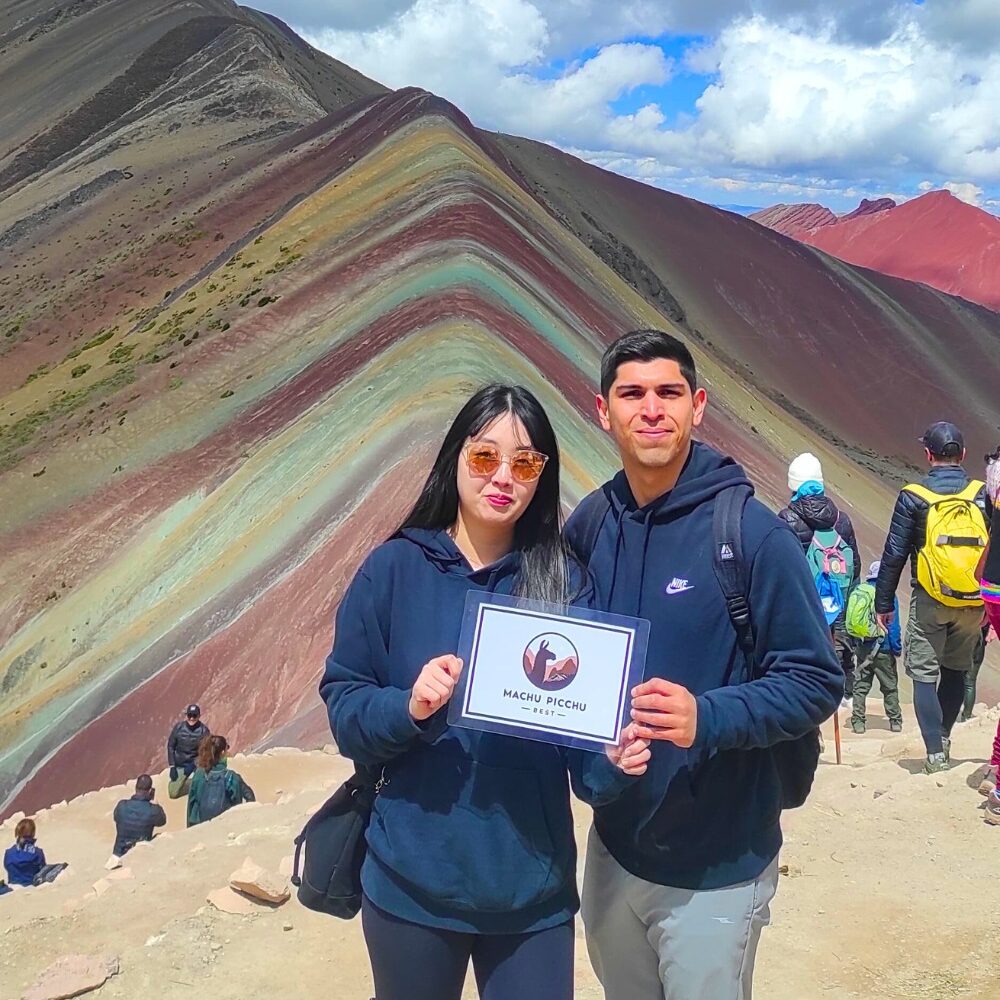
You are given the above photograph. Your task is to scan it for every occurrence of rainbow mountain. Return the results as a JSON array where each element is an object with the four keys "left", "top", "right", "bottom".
[{"left": 2, "top": 0, "right": 998, "bottom": 816}]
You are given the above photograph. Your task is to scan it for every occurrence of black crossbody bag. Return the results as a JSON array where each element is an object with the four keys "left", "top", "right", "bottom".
[{"left": 290, "top": 764, "right": 385, "bottom": 919}]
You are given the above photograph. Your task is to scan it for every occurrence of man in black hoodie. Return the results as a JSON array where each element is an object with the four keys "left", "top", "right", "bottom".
[
  {"left": 777, "top": 453, "right": 862, "bottom": 705},
  {"left": 566, "top": 330, "right": 841, "bottom": 1000}
]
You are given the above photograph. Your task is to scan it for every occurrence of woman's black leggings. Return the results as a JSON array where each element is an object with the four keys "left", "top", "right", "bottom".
[{"left": 361, "top": 897, "right": 574, "bottom": 1000}]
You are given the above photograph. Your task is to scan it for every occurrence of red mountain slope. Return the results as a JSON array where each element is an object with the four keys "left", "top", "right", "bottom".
[
  {"left": 775, "top": 191, "right": 1000, "bottom": 311},
  {"left": 749, "top": 203, "right": 837, "bottom": 238}
]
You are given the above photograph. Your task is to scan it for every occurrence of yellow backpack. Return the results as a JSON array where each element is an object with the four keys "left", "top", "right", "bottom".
[{"left": 903, "top": 481, "right": 988, "bottom": 607}]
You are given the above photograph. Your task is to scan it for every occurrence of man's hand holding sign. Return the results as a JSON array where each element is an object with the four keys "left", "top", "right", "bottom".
[{"left": 630, "top": 678, "right": 699, "bottom": 748}]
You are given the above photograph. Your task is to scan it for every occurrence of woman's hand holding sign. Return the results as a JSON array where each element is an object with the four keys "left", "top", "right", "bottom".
[
  {"left": 605, "top": 723, "right": 651, "bottom": 775},
  {"left": 409, "top": 655, "right": 464, "bottom": 721},
  {"left": 629, "top": 678, "right": 698, "bottom": 747}
]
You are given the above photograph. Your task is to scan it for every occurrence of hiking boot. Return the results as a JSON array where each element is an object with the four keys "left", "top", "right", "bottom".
[
  {"left": 889, "top": 720, "right": 902, "bottom": 733},
  {"left": 978, "top": 767, "right": 997, "bottom": 797},
  {"left": 923, "top": 752, "right": 949, "bottom": 774},
  {"left": 851, "top": 720, "right": 865, "bottom": 735},
  {"left": 985, "top": 791, "right": 1000, "bottom": 826}
]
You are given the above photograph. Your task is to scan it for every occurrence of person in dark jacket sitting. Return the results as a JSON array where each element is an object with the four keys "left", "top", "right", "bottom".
[
  {"left": 778, "top": 452, "right": 862, "bottom": 705},
  {"left": 875, "top": 422, "right": 990, "bottom": 774},
  {"left": 4, "top": 819, "right": 45, "bottom": 887},
  {"left": 166, "top": 704, "right": 210, "bottom": 799},
  {"left": 112, "top": 774, "right": 167, "bottom": 857}
]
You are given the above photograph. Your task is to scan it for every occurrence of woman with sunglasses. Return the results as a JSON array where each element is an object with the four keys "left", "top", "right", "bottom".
[{"left": 320, "top": 384, "right": 649, "bottom": 1000}]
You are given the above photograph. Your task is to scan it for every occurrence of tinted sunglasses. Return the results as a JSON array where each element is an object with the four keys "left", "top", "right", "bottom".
[{"left": 464, "top": 443, "right": 548, "bottom": 483}]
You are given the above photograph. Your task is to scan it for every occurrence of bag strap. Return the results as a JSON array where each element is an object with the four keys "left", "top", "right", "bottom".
[
  {"left": 712, "top": 484, "right": 756, "bottom": 684},
  {"left": 905, "top": 481, "right": 984, "bottom": 506}
]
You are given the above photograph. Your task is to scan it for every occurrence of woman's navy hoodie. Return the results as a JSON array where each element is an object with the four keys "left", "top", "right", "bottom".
[
  {"left": 319, "top": 528, "right": 630, "bottom": 934},
  {"left": 565, "top": 443, "right": 842, "bottom": 891}
]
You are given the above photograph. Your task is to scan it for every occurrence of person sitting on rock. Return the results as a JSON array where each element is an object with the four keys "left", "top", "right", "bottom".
[
  {"left": 112, "top": 774, "right": 167, "bottom": 857},
  {"left": 167, "top": 703, "right": 211, "bottom": 799},
  {"left": 187, "top": 735, "right": 255, "bottom": 828},
  {"left": 4, "top": 819, "right": 45, "bottom": 887}
]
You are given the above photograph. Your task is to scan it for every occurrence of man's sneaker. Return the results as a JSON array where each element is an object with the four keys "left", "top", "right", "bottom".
[
  {"left": 985, "top": 791, "right": 1000, "bottom": 826},
  {"left": 978, "top": 767, "right": 997, "bottom": 797},
  {"left": 851, "top": 720, "right": 865, "bottom": 734},
  {"left": 942, "top": 736, "right": 951, "bottom": 762},
  {"left": 923, "top": 752, "right": 949, "bottom": 774},
  {"left": 889, "top": 720, "right": 903, "bottom": 733}
]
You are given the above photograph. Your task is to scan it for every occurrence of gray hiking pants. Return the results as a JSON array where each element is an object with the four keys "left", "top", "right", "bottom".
[{"left": 582, "top": 826, "right": 778, "bottom": 1000}]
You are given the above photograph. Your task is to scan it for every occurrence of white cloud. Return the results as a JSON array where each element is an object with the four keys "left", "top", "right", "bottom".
[
  {"left": 290, "top": 0, "right": 1000, "bottom": 209},
  {"left": 303, "top": 0, "right": 672, "bottom": 144},
  {"left": 942, "top": 181, "right": 985, "bottom": 206}
]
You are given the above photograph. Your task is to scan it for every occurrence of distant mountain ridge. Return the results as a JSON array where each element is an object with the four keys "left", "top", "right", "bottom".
[{"left": 751, "top": 191, "right": 1000, "bottom": 310}]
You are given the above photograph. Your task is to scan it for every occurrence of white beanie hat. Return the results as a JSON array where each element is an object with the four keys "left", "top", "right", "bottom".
[{"left": 788, "top": 452, "right": 824, "bottom": 492}]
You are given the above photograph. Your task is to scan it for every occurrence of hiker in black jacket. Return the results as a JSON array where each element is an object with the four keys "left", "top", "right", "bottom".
[
  {"left": 778, "top": 453, "right": 862, "bottom": 705},
  {"left": 166, "top": 704, "right": 210, "bottom": 798},
  {"left": 112, "top": 775, "right": 166, "bottom": 857},
  {"left": 875, "top": 422, "right": 990, "bottom": 774}
]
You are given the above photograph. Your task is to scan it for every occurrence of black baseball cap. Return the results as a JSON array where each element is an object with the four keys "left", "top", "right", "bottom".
[
  {"left": 919, "top": 421, "right": 964, "bottom": 458},
  {"left": 185, "top": 704, "right": 201, "bottom": 718}
]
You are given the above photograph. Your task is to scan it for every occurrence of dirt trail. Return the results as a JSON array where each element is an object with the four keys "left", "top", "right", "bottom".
[{"left": 3, "top": 705, "right": 1000, "bottom": 999}]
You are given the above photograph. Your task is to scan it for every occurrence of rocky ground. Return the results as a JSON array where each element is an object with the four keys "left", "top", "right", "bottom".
[{"left": 4, "top": 702, "right": 1000, "bottom": 999}]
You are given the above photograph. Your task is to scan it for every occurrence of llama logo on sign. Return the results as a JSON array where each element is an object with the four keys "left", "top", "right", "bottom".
[{"left": 523, "top": 633, "right": 580, "bottom": 691}]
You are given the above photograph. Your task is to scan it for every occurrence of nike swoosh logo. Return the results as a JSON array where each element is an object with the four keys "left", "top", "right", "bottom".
[{"left": 665, "top": 582, "right": 695, "bottom": 595}]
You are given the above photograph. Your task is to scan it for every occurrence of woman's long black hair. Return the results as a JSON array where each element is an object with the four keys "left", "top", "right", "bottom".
[{"left": 398, "top": 384, "right": 575, "bottom": 604}]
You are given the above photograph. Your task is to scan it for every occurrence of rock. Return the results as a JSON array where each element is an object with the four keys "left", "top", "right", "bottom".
[
  {"left": 229, "top": 858, "right": 290, "bottom": 905},
  {"left": 210, "top": 942, "right": 223, "bottom": 952},
  {"left": 321, "top": 743, "right": 339, "bottom": 755},
  {"left": 105, "top": 868, "right": 132, "bottom": 882},
  {"left": 278, "top": 854, "right": 294, "bottom": 877},
  {"left": 189, "top": 843, "right": 207, "bottom": 855},
  {"left": 144, "top": 934, "right": 165, "bottom": 948},
  {"left": 91, "top": 879, "right": 112, "bottom": 897},
  {"left": 276, "top": 792, "right": 295, "bottom": 806},
  {"left": 282, "top": 921, "right": 293, "bottom": 931},
  {"left": 206, "top": 888, "right": 257, "bottom": 916},
  {"left": 103, "top": 856, "right": 122, "bottom": 871},
  {"left": 21, "top": 953, "right": 119, "bottom": 1000}
]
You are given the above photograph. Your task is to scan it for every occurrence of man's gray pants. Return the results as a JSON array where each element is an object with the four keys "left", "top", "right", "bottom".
[{"left": 582, "top": 826, "right": 778, "bottom": 1000}]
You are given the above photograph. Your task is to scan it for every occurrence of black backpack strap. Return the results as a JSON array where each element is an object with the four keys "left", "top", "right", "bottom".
[{"left": 712, "top": 484, "right": 756, "bottom": 684}]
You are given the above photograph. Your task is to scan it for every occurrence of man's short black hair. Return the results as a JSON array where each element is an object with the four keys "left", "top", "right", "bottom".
[
  {"left": 600, "top": 329, "right": 697, "bottom": 398},
  {"left": 135, "top": 774, "right": 153, "bottom": 793}
]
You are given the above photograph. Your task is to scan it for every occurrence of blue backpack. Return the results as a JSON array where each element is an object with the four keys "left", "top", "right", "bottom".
[{"left": 573, "top": 483, "right": 820, "bottom": 810}]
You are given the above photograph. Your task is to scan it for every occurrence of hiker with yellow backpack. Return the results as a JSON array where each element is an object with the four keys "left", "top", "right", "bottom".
[{"left": 875, "top": 423, "right": 990, "bottom": 774}]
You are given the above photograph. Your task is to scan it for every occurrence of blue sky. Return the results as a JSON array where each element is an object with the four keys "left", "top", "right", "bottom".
[{"left": 259, "top": 0, "right": 1000, "bottom": 215}]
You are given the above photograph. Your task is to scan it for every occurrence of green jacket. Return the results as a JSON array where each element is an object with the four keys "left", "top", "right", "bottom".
[{"left": 186, "top": 763, "right": 255, "bottom": 827}]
